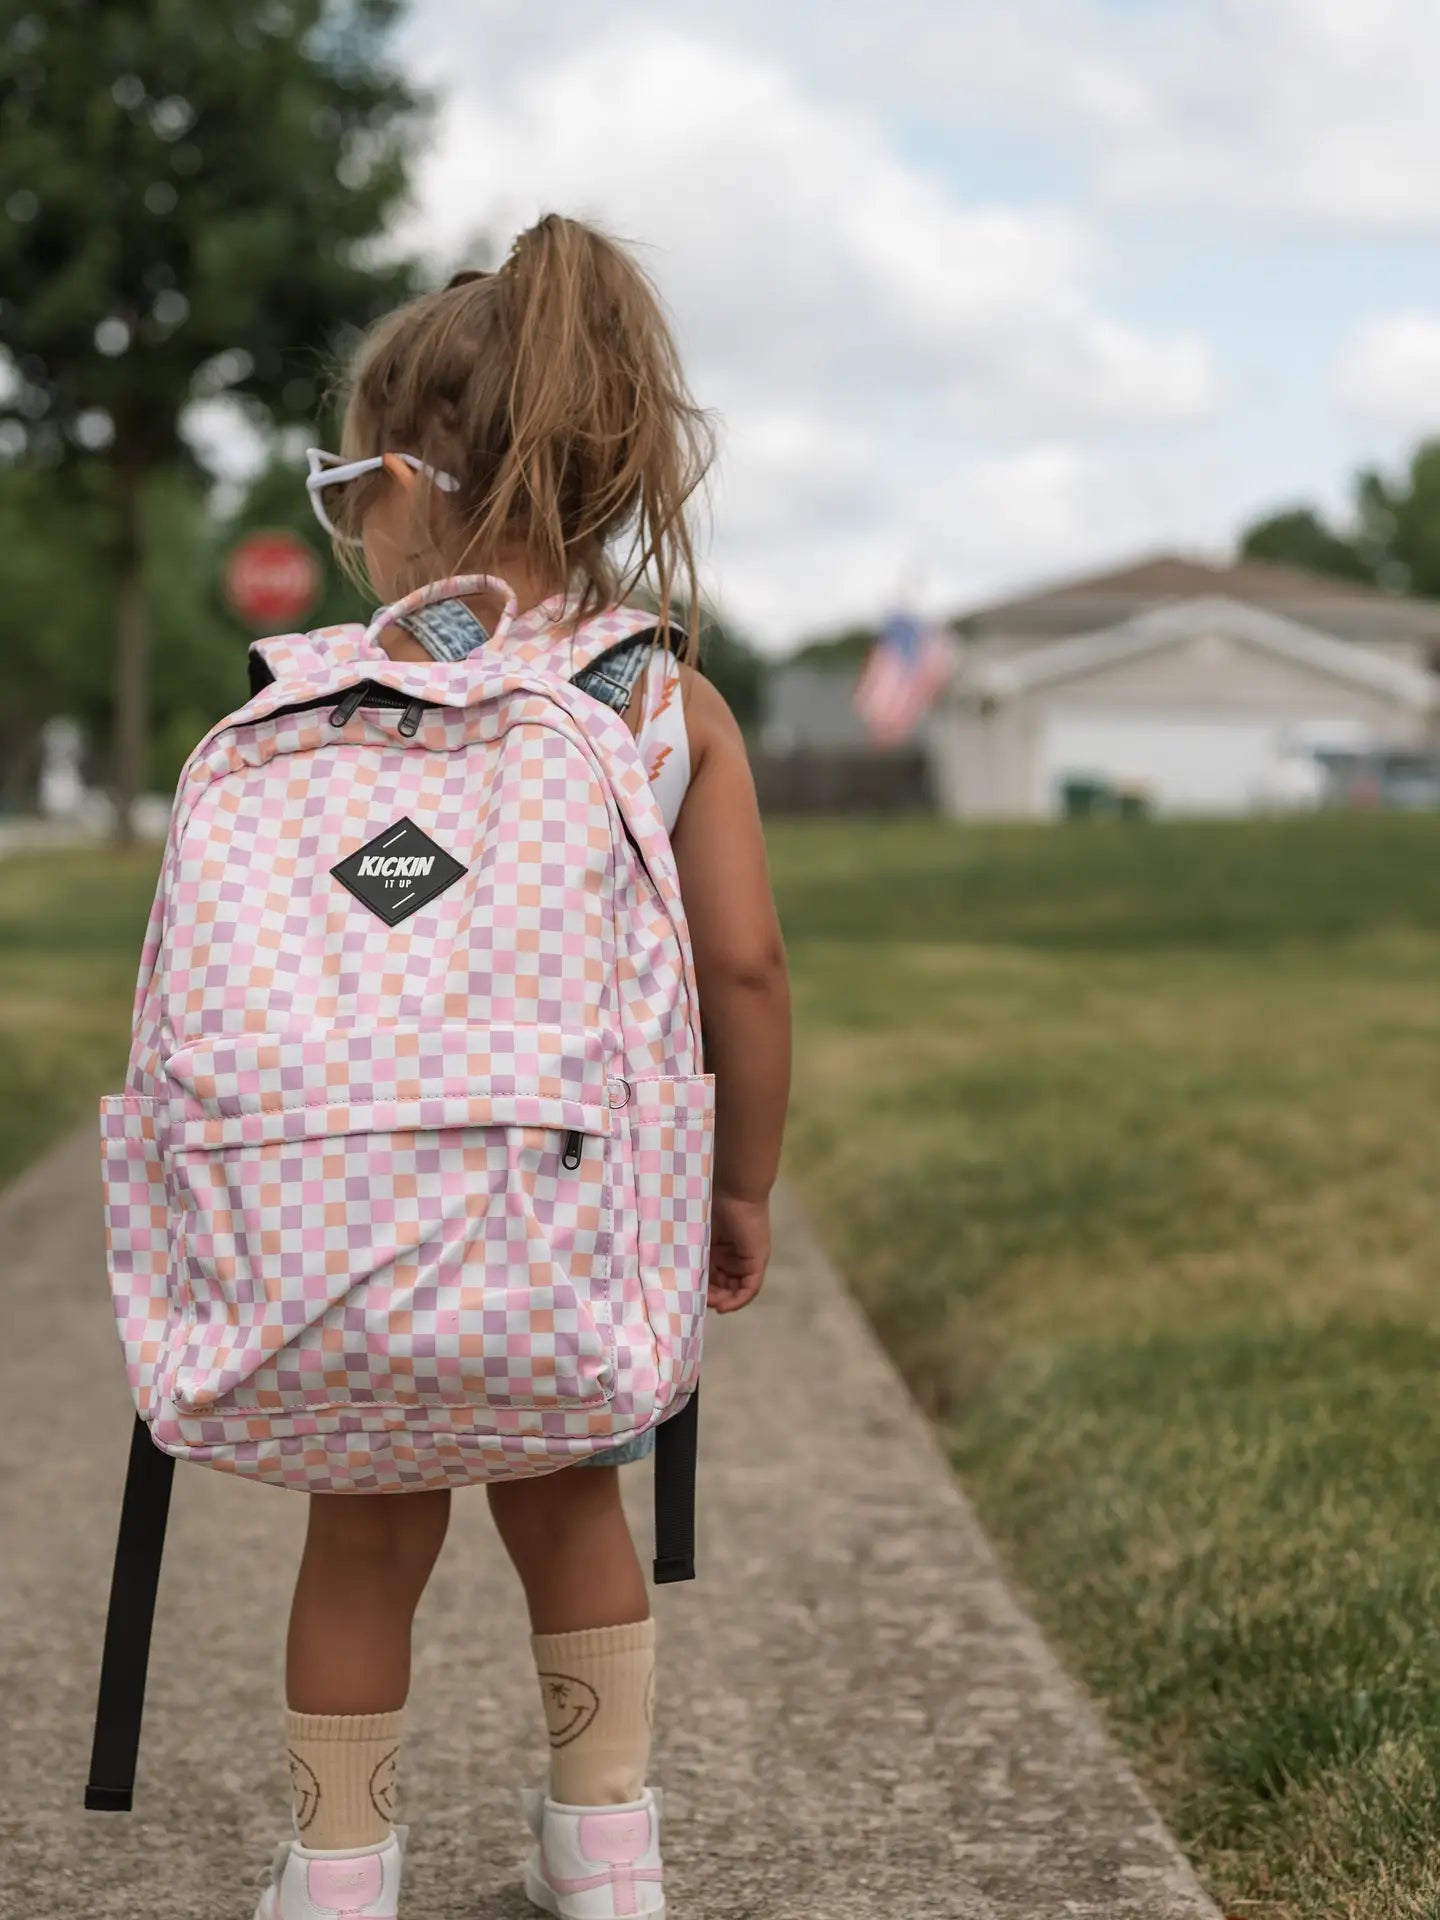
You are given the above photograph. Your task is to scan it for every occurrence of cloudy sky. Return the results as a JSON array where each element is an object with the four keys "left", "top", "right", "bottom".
[{"left": 390, "top": 0, "right": 1440, "bottom": 650}]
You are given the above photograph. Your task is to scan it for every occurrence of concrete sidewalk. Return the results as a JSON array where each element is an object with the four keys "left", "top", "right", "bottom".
[{"left": 0, "top": 1122, "right": 1218, "bottom": 1919}]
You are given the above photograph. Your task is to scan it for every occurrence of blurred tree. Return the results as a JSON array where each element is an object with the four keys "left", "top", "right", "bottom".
[
  {"left": 0, "top": 465, "right": 113, "bottom": 810},
  {"left": 1237, "top": 439, "right": 1440, "bottom": 600},
  {"left": 1353, "top": 442, "right": 1440, "bottom": 598},
  {"left": 695, "top": 610, "right": 767, "bottom": 733},
  {"left": 0, "top": 457, "right": 335, "bottom": 806},
  {"left": 147, "top": 468, "right": 265, "bottom": 791},
  {"left": 788, "top": 622, "right": 879, "bottom": 668},
  {"left": 628, "top": 585, "right": 769, "bottom": 733},
  {"left": 1238, "top": 505, "right": 1372, "bottom": 582},
  {"left": 217, "top": 445, "right": 370, "bottom": 641},
  {"left": 0, "top": 0, "right": 425, "bottom": 838}
]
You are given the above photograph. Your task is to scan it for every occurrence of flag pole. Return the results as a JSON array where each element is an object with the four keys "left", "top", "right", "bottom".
[{"left": 895, "top": 544, "right": 930, "bottom": 621}]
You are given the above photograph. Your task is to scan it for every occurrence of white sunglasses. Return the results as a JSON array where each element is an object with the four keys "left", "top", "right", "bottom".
[{"left": 304, "top": 446, "right": 460, "bottom": 545}]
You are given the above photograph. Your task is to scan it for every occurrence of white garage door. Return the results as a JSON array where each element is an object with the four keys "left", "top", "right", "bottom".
[{"left": 1040, "top": 709, "right": 1320, "bottom": 816}]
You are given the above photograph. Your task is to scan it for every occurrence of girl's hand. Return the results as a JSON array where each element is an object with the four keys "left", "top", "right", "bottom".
[{"left": 707, "top": 1193, "right": 770, "bottom": 1314}]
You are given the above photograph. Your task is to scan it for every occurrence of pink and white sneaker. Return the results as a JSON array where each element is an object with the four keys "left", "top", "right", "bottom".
[
  {"left": 522, "top": 1787, "right": 665, "bottom": 1918},
  {"left": 253, "top": 1827, "right": 405, "bottom": 1920}
]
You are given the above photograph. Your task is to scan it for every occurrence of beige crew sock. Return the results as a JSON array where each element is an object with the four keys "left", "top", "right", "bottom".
[
  {"left": 285, "top": 1709, "right": 403, "bottom": 1851},
  {"left": 530, "top": 1618, "right": 655, "bottom": 1806}
]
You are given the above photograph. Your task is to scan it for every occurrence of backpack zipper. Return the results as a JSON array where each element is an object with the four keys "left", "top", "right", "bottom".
[
  {"left": 562, "top": 1131, "right": 583, "bottom": 1170},
  {"left": 329, "top": 683, "right": 370, "bottom": 726},
  {"left": 261, "top": 680, "right": 440, "bottom": 727}
]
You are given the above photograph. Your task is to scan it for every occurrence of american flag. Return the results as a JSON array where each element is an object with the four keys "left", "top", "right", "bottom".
[{"left": 852, "top": 611, "right": 955, "bottom": 748}]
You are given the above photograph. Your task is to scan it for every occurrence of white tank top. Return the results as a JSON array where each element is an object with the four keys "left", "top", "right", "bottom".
[{"left": 635, "top": 650, "right": 691, "bottom": 834}]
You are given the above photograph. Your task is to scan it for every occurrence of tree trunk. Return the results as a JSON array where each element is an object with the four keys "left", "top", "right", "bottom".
[
  {"left": 0, "top": 722, "right": 40, "bottom": 814},
  {"left": 110, "top": 477, "right": 148, "bottom": 847}
]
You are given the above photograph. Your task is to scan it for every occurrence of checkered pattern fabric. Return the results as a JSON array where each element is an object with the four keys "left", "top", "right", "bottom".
[{"left": 100, "top": 592, "right": 711, "bottom": 1492}]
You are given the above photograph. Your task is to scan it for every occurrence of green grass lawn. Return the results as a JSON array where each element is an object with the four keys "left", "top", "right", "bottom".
[
  {"left": 11, "top": 817, "right": 1440, "bottom": 1913},
  {"left": 771, "top": 814, "right": 1440, "bottom": 1920},
  {"left": 0, "top": 846, "right": 160, "bottom": 1188}
]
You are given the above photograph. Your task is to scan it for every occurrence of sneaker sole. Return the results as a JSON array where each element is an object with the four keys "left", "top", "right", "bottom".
[
  {"left": 523, "top": 1863, "right": 664, "bottom": 1919},
  {"left": 255, "top": 1880, "right": 398, "bottom": 1920}
]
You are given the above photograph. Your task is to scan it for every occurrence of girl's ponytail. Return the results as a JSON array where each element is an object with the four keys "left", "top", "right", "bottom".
[{"left": 339, "top": 213, "right": 714, "bottom": 658}]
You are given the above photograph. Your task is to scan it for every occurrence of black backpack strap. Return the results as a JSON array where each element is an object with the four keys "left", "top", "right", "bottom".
[
  {"left": 579, "top": 623, "right": 698, "bottom": 1585},
  {"left": 247, "top": 646, "right": 277, "bottom": 697},
  {"left": 652, "top": 1387, "right": 698, "bottom": 1584},
  {"left": 84, "top": 1416, "right": 175, "bottom": 1811}
]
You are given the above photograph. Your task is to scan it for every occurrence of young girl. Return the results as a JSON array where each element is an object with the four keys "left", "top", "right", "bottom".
[{"left": 259, "top": 215, "right": 790, "bottom": 1918}]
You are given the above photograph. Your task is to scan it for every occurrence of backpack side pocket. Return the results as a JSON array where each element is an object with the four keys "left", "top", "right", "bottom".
[
  {"left": 626, "top": 1073, "right": 714, "bottom": 1395},
  {"left": 99, "top": 1094, "right": 171, "bottom": 1419}
]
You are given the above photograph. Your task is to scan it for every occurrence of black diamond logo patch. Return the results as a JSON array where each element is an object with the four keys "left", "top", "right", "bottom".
[{"left": 331, "top": 816, "right": 467, "bottom": 924}]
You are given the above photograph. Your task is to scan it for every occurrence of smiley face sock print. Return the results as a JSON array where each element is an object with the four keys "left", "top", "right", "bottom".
[
  {"left": 284, "top": 1708, "right": 403, "bottom": 1850},
  {"left": 530, "top": 1618, "right": 655, "bottom": 1806}
]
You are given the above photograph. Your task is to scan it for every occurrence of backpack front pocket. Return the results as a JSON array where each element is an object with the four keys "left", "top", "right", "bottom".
[{"left": 161, "top": 1026, "right": 617, "bottom": 1418}]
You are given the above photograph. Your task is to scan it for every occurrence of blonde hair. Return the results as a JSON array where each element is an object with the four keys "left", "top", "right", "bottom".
[{"left": 334, "top": 213, "right": 714, "bottom": 659}]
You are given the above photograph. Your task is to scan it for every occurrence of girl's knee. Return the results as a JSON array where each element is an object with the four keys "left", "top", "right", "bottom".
[
  {"left": 305, "top": 1489, "right": 451, "bottom": 1572},
  {"left": 490, "top": 1468, "right": 646, "bottom": 1632},
  {"left": 489, "top": 1466, "right": 619, "bottom": 1531}
]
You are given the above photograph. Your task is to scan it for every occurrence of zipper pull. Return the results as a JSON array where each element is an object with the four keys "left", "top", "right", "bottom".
[
  {"left": 561, "top": 1131, "right": 583, "bottom": 1170},
  {"left": 329, "top": 681, "right": 370, "bottom": 727},
  {"left": 398, "top": 700, "right": 426, "bottom": 737}
]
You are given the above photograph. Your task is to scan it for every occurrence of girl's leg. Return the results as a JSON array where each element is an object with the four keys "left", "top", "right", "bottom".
[
  {"left": 489, "top": 1467, "right": 654, "bottom": 1805},
  {"left": 488, "top": 1465, "right": 646, "bottom": 1635},
  {"left": 288, "top": 1489, "right": 451, "bottom": 1711},
  {"left": 283, "top": 1489, "right": 451, "bottom": 1849}
]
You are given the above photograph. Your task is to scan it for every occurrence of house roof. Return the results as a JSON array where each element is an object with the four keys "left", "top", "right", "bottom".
[
  {"left": 970, "top": 595, "right": 1439, "bottom": 714},
  {"left": 956, "top": 551, "right": 1440, "bottom": 645}
]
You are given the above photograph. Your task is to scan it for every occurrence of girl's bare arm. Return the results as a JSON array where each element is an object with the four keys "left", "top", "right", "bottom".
[{"left": 669, "top": 669, "right": 791, "bottom": 1310}]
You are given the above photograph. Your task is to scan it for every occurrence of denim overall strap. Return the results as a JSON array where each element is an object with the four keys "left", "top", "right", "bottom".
[
  {"left": 571, "top": 634, "right": 655, "bottom": 713},
  {"left": 366, "top": 574, "right": 520, "bottom": 649},
  {"left": 394, "top": 596, "right": 491, "bottom": 662},
  {"left": 383, "top": 600, "right": 659, "bottom": 707}
]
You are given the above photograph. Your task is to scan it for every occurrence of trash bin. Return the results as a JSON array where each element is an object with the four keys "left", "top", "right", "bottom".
[
  {"left": 1061, "top": 776, "right": 1114, "bottom": 819},
  {"left": 1115, "top": 781, "right": 1152, "bottom": 821}
]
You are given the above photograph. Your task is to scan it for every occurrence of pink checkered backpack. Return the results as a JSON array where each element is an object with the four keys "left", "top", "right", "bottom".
[{"left": 85, "top": 577, "right": 711, "bottom": 1811}]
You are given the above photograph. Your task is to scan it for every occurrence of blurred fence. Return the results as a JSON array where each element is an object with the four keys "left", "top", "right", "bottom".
[{"left": 751, "top": 749, "right": 934, "bottom": 815}]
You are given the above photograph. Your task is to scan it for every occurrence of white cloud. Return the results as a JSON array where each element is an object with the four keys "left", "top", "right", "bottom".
[
  {"left": 1094, "top": 0, "right": 1440, "bottom": 228},
  {"left": 396, "top": 20, "right": 1218, "bottom": 642},
  {"left": 407, "top": 30, "right": 1213, "bottom": 433},
  {"left": 918, "top": 443, "right": 1232, "bottom": 613},
  {"left": 851, "top": 0, "right": 1440, "bottom": 232},
  {"left": 407, "top": 2, "right": 1440, "bottom": 236},
  {"left": 809, "top": 0, "right": 1161, "bottom": 138},
  {"left": 713, "top": 406, "right": 874, "bottom": 544},
  {"left": 701, "top": 438, "right": 1227, "bottom": 641},
  {"left": 1332, "top": 314, "right": 1440, "bottom": 431},
  {"left": 940, "top": 446, "right": 1118, "bottom": 564}
]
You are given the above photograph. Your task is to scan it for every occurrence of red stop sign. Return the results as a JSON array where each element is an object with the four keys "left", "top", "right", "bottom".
[{"left": 225, "top": 530, "right": 322, "bottom": 629}]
